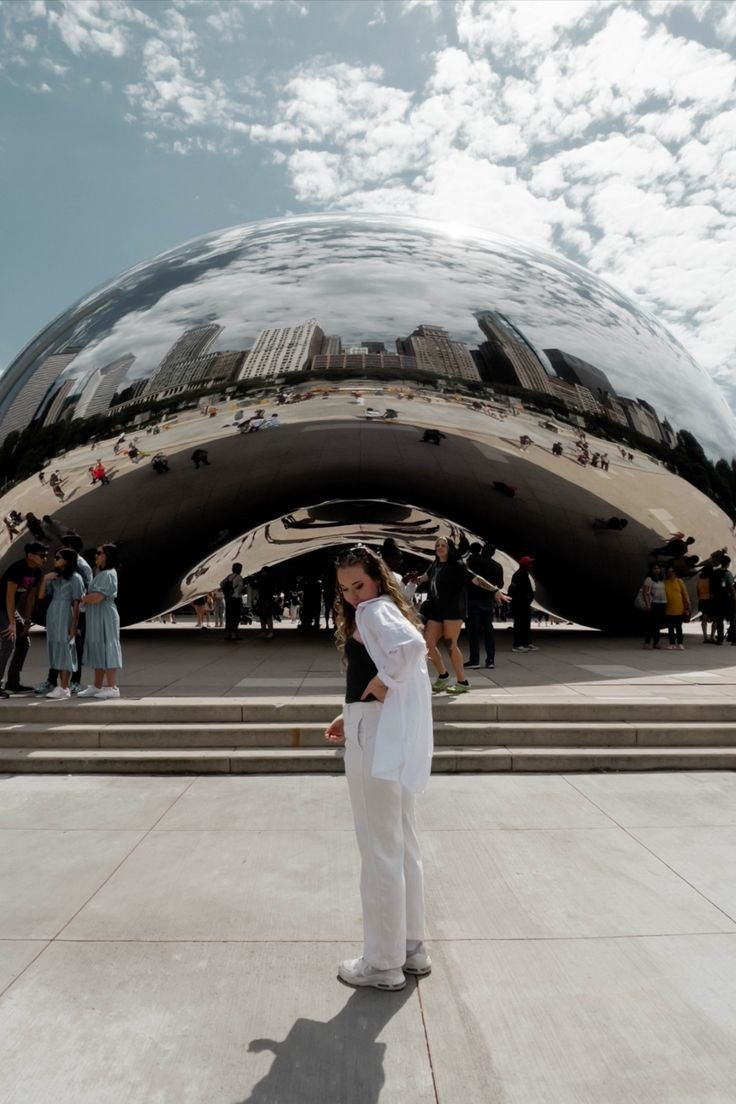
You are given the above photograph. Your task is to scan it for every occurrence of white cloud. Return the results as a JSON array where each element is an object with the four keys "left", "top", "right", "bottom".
[{"left": 251, "top": 5, "right": 736, "bottom": 398}]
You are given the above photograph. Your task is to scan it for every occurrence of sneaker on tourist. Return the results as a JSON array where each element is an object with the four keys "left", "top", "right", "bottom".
[
  {"left": 35, "top": 680, "right": 54, "bottom": 695},
  {"left": 70, "top": 684, "right": 80, "bottom": 695},
  {"left": 466, "top": 661, "right": 481, "bottom": 669},
  {"left": 511, "top": 646, "right": 529, "bottom": 653},
  {"left": 431, "top": 674, "right": 450, "bottom": 692},
  {"left": 0, "top": 687, "right": 9, "bottom": 699},
  {"left": 403, "top": 942, "right": 432, "bottom": 976},
  {"left": 5, "top": 683, "right": 33, "bottom": 693},
  {"left": 46, "top": 686, "right": 71, "bottom": 700},
  {"left": 446, "top": 680, "right": 470, "bottom": 695},
  {"left": 677, "top": 644, "right": 685, "bottom": 650},
  {"left": 93, "top": 686, "right": 121, "bottom": 699},
  {"left": 525, "top": 645, "right": 540, "bottom": 652},
  {"left": 77, "top": 685, "right": 101, "bottom": 698},
  {"left": 337, "top": 957, "right": 406, "bottom": 991},
  {"left": 485, "top": 660, "right": 495, "bottom": 669}
]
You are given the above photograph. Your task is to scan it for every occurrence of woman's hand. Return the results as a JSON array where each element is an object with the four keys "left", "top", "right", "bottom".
[
  {"left": 495, "top": 592, "right": 511, "bottom": 605},
  {"left": 361, "top": 676, "right": 388, "bottom": 702},
  {"left": 324, "top": 715, "right": 345, "bottom": 743}
]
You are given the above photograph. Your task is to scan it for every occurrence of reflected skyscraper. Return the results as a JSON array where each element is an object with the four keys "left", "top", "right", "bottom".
[
  {"left": 398, "top": 325, "right": 479, "bottom": 382},
  {"left": 475, "top": 311, "right": 552, "bottom": 395},
  {"left": 146, "top": 325, "right": 222, "bottom": 393},
  {"left": 240, "top": 319, "right": 324, "bottom": 381},
  {"left": 0, "top": 348, "right": 83, "bottom": 437},
  {"left": 76, "top": 355, "right": 136, "bottom": 419}
]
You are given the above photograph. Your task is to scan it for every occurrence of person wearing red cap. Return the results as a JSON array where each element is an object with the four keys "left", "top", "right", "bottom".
[{"left": 509, "top": 557, "right": 538, "bottom": 653}]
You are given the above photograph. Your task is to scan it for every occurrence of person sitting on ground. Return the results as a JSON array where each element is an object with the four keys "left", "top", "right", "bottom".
[{"left": 421, "top": 429, "right": 445, "bottom": 445}]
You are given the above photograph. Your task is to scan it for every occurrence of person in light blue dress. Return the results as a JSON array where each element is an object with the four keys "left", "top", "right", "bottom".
[
  {"left": 78, "top": 544, "right": 122, "bottom": 700},
  {"left": 40, "top": 548, "right": 84, "bottom": 700}
]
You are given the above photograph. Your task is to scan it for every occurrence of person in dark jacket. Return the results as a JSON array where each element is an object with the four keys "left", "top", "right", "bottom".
[
  {"left": 509, "top": 556, "right": 537, "bottom": 652},
  {"left": 465, "top": 543, "right": 504, "bottom": 669}
]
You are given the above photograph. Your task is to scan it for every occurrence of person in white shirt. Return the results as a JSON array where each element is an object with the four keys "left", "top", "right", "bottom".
[{"left": 325, "top": 545, "right": 433, "bottom": 991}]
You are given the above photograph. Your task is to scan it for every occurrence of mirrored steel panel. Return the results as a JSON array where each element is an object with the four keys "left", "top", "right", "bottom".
[{"left": 0, "top": 215, "right": 733, "bottom": 629}]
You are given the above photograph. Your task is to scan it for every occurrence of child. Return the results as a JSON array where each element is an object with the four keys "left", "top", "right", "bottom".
[
  {"left": 325, "top": 545, "right": 433, "bottom": 991},
  {"left": 40, "top": 548, "right": 84, "bottom": 699}
]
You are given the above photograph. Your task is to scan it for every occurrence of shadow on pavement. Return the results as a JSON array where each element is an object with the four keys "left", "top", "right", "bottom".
[{"left": 233, "top": 982, "right": 416, "bottom": 1104}]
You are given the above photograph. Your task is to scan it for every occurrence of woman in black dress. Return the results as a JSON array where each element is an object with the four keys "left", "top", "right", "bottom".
[{"left": 416, "top": 537, "right": 503, "bottom": 694}]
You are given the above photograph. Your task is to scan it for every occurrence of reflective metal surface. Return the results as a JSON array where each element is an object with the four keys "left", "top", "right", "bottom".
[{"left": 0, "top": 215, "right": 733, "bottom": 629}]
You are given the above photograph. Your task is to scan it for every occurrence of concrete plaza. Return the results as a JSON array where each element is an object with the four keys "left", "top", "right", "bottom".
[{"left": 2, "top": 625, "right": 736, "bottom": 1102}]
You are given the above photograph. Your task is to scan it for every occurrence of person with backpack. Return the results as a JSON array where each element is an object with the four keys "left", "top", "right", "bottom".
[{"left": 220, "top": 562, "right": 244, "bottom": 640}]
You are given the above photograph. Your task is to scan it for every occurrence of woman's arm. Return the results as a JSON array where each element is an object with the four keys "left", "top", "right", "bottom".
[
  {"left": 81, "top": 591, "right": 106, "bottom": 605},
  {"left": 324, "top": 713, "right": 345, "bottom": 743},
  {"left": 70, "top": 598, "right": 81, "bottom": 638},
  {"left": 39, "top": 573, "right": 56, "bottom": 600}
]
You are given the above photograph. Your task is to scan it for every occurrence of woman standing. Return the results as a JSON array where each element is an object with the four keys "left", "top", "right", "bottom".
[
  {"left": 641, "top": 563, "right": 667, "bottom": 649},
  {"left": 78, "top": 544, "right": 122, "bottom": 698},
  {"left": 41, "top": 548, "right": 84, "bottom": 700},
  {"left": 325, "top": 546, "right": 433, "bottom": 991},
  {"left": 416, "top": 537, "right": 502, "bottom": 694},
  {"left": 664, "top": 565, "right": 691, "bottom": 651}
]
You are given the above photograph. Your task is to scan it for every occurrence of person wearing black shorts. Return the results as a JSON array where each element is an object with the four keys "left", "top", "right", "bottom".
[{"left": 416, "top": 537, "right": 505, "bottom": 695}]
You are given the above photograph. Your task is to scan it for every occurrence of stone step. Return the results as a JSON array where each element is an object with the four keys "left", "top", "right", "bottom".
[
  {"left": 1, "top": 745, "right": 736, "bottom": 774},
  {"left": 6, "top": 721, "right": 736, "bottom": 750},
  {"left": 6, "top": 697, "right": 736, "bottom": 724}
]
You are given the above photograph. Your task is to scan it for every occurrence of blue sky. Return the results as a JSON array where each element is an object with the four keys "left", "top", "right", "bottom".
[{"left": 2, "top": 0, "right": 736, "bottom": 413}]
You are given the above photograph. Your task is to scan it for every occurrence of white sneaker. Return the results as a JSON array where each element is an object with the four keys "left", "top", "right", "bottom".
[
  {"left": 337, "top": 957, "right": 406, "bottom": 991},
  {"left": 93, "top": 687, "right": 120, "bottom": 699},
  {"left": 76, "top": 685, "right": 101, "bottom": 698},
  {"left": 46, "top": 686, "right": 71, "bottom": 700},
  {"left": 525, "top": 644, "right": 540, "bottom": 652},
  {"left": 404, "top": 943, "right": 432, "bottom": 976},
  {"left": 511, "top": 646, "right": 529, "bottom": 653}
]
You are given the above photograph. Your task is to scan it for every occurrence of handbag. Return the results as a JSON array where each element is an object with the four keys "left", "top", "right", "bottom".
[{"left": 633, "top": 587, "right": 648, "bottom": 612}]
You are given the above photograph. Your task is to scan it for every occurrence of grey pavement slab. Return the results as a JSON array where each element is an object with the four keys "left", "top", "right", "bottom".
[
  {"left": 0, "top": 775, "right": 193, "bottom": 830},
  {"left": 156, "top": 775, "right": 354, "bottom": 831},
  {"left": 627, "top": 826, "right": 736, "bottom": 922},
  {"left": 0, "top": 941, "right": 45, "bottom": 993},
  {"left": 0, "top": 942, "right": 434, "bottom": 1104},
  {"left": 566, "top": 772, "right": 736, "bottom": 827},
  {"left": 421, "top": 827, "right": 736, "bottom": 939},
  {"left": 421, "top": 935, "right": 736, "bottom": 1104},
  {"left": 0, "top": 829, "right": 144, "bottom": 938},
  {"left": 61, "top": 829, "right": 364, "bottom": 941}
]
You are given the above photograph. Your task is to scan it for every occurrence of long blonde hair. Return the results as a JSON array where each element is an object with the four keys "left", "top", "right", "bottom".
[{"left": 333, "top": 545, "right": 421, "bottom": 656}]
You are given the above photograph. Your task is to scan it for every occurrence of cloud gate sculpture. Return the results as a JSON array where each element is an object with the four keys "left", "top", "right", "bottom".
[{"left": 0, "top": 214, "right": 733, "bottom": 630}]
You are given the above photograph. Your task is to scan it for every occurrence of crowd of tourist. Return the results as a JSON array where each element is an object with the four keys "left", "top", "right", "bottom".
[
  {"left": 0, "top": 526, "right": 122, "bottom": 700},
  {"left": 636, "top": 534, "right": 734, "bottom": 651}
]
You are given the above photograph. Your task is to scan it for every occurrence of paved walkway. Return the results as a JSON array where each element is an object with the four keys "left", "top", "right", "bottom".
[
  {"left": 12, "top": 619, "right": 736, "bottom": 702},
  {"left": 3, "top": 626, "right": 736, "bottom": 1101}
]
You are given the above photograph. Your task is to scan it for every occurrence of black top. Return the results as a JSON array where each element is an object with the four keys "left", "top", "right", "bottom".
[
  {"left": 1, "top": 559, "right": 42, "bottom": 621},
  {"left": 427, "top": 560, "right": 474, "bottom": 620},
  {"left": 466, "top": 554, "right": 503, "bottom": 609},
  {"left": 509, "top": 568, "right": 534, "bottom": 603},
  {"left": 345, "top": 636, "right": 378, "bottom": 703}
]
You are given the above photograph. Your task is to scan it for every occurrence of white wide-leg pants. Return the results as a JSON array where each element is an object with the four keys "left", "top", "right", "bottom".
[{"left": 343, "top": 701, "right": 426, "bottom": 970}]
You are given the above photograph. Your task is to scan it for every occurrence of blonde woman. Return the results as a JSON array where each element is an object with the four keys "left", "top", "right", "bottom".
[{"left": 325, "top": 546, "right": 433, "bottom": 991}]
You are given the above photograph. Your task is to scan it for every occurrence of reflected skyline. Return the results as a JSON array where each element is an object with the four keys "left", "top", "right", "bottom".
[{"left": 1, "top": 214, "right": 733, "bottom": 459}]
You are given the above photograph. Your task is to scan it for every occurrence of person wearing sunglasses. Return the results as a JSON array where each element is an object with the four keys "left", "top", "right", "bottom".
[
  {"left": 39, "top": 548, "right": 84, "bottom": 699},
  {"left": 77, "top": 544, "right": 122, "bottom": 699},
  {"left": 325, "top": 544, "right": 433, "bottom": 992}
]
